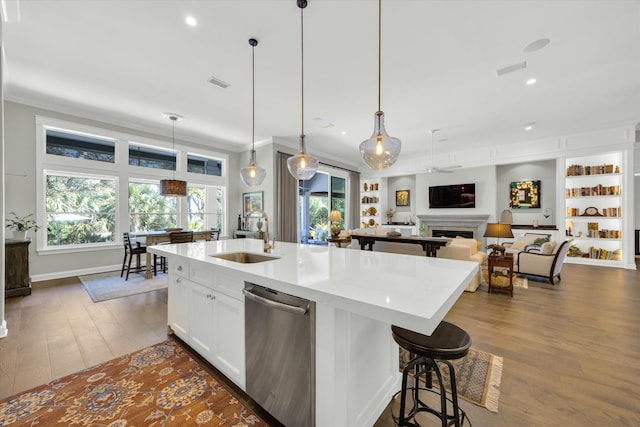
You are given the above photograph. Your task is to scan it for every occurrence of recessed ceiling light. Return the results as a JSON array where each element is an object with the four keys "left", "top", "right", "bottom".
[
  {"left": 524, "top": 38, "right": 550, "bottom": 53},
  {"left": 185, "top": 16, "right": 197, "bottom": 27},
  {"left": 341, "top": 131, "right": 347, "bottom": 135},
  {"left": 526, "top": 78, "right": 537, "bottom": 85},
  {"left": 524, "top": 122, "right": 536, "bottom": 131}
]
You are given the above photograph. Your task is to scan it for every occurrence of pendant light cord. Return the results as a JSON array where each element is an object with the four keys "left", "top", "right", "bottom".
[
  {"left": 300, "top": 4, "right": 305, "bottom": 137},
  {"left": 171, "top": 118, "right": 176, "bottom": 179},
  {"left": 377, "top": 0, "right": 381, "bottom": 112}
]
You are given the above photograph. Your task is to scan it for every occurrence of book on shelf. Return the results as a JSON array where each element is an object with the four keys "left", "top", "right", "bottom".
[
  {"left": 565, "top": 207, "right": 621, "bottom": 217},
  {"left": 565, "top": 185, "right": 621, "bottom": 197},
  {"left": 566, "top": 164, "right": 619, "bottom": 176},
  {"left": 587, "top": 247, "right": 622, "bottom": 260}
]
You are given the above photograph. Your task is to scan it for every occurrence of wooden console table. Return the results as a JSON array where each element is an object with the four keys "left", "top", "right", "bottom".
[
  {"left": 488, "top": 254, "right": 514, "bottom": 297},
  {"left": 5, "top": 239, "right": 32, "bottom": 297},
  {"left": 350, "top": 234, "right": 450, "bottom": 257},
  {"left": 327, "top": 237, "right": 352, "bottom": 248}
]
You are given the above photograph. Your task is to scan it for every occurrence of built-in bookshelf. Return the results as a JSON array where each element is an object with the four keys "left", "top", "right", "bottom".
[
  {"left": 360, "top": 179, "right": 381, "bottom": 228},
  {"left": 564, "top": 152, "right": 624, "bottom": 266}
]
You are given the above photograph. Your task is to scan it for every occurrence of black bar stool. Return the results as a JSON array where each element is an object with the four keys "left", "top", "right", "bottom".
[{"left": 391, "top": 321, "right": 472, "bottom": 427}]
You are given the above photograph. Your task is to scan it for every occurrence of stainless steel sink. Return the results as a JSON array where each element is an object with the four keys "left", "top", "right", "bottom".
[{"left": 210, "top": 252, "right": 279, "bottom": 264}]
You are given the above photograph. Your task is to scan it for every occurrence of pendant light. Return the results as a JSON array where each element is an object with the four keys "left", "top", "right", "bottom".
[
  {"left": 287, "top": 0, "right": 319, "bottom": 181},
  {"left": 160, "top": 114, "right": 187, "bottom": 197},
  {"left": 359, "top": 0, "right": 401, "bottom": 170},
  {"left": 240, "top": 38, "right": 267, "bottom": 186}
]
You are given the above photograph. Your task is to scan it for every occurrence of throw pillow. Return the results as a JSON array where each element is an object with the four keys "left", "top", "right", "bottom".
[
  {"left": 510, "top": 241, "right": 529, "bottom": 251},
  {"left": 534, "top": 236, "right": 550, "bottom": 245},
  {"left": 541, "top": 241, "right": 557, "bottom": 254}
]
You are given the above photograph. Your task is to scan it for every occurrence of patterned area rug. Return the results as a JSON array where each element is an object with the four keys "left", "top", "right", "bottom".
[
  {"left": 79, "top": 271, "right": 168, "bottom": 302},
  {"left": 0, "top": 340, "right": 265, "bottom": 426},
  {"left": 400, "top": 347, "right": 503, "bottom": 412}
]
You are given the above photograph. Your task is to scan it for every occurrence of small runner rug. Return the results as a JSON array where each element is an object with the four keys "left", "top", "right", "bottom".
[
  {"left": 79, "top": 270, "right": 168, "bottom": 302},
  {"left": 0, "top": 339, "right": 266, "bottom": 426},
  {"left": 400, "top": 347, "right": 503, "bottom": 412}
]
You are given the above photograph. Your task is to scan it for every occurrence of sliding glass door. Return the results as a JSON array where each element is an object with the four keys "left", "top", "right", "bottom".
[{"left": 298, "top": 168, "right": 349, "bottom": 245}]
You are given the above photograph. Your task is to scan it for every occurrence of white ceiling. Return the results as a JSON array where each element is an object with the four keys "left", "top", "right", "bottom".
[{"left": 4, "top": 0, "right": 640, "bottom": 169}]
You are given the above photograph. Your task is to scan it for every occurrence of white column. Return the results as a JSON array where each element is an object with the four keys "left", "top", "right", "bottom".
[{"left": 0, "top": 16, "right": 8, "bottom": 338}]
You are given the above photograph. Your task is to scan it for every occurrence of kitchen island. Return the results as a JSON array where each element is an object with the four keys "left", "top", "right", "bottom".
[{"left": 149, "top": 238, "right": 477, "bottom": 427}]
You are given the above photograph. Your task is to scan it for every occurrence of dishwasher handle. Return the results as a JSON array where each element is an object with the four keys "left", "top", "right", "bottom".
[{"left": 243, "top": 288, "right": 309, "bottom": 316}]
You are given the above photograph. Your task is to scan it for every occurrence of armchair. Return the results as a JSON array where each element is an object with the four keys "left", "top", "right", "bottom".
[{"left": 515, "top": 240, "right": 571, "bottom": 285}]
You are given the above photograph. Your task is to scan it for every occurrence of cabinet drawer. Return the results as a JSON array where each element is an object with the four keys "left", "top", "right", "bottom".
[{"left": 169, "top": 258, "right": 189, "bottom": 278}]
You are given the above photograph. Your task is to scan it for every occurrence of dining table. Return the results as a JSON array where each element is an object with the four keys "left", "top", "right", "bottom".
[{"left": 131, "top": 230, "right": 211, "bottom": 279}]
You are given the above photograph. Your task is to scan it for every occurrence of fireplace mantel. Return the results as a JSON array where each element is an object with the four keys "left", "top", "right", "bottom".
[
  {"left": 417, "top": 214, "right": 491, "bottom": 240},
  {"left": 417, "top": 214, "right": 490, "bottom": 227}
]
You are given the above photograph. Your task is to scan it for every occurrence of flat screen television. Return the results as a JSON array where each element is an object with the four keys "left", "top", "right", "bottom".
[{"left": 429, "top": 183, "right": 476, "bottom": 208}]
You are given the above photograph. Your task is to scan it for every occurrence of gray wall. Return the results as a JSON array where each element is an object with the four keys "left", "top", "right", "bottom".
[
  {"left": 4, "top": 101, "right": 240, "bottom": 280},
  {"left": 496, "top": 160, "right": 557, "bottom": 227},
  {"left": 387, "top": 175, "right": 416, "bottom": 223}
]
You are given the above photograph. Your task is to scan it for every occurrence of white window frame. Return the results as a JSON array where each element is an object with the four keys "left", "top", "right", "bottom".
[
  {"left": 43, "top": 170, "right": 119, "bottom": 251},
  {"left": 35, "top": 115, "right": 229, "bottom": 254}
]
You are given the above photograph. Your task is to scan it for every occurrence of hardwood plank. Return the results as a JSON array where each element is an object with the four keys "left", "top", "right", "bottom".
[{"left": 1, "top": 261, "right": 638, "bottom": 427}]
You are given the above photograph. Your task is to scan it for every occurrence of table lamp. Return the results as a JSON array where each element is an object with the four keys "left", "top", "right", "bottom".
[
  {"left": 328, "top": 210, "right": 343, "bottom": 238},
  {"left": 566, "top": 220, "right": 574, "bottom": 236},
  {"left": 500, "top": 209, "right": 513, "bottom": 224},
  {"left": 483, "top": 223, "right": 514, "bottom": 255}
]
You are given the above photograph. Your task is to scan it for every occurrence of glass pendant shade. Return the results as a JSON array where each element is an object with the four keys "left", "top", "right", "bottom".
[
  {"left": 360, "top": 111, "right": 401, "bottom": 170},
  {"left": 240, "top": 150, "right": 267, "bottom": 186},
  {"left": 160, "top": 179, "right": 187, "bottom": 197},
  {"left": 287, "top": 135, "right": 319, "bottom": 180},
  {"left": 240, "top": 37, "right": 267, "bottom": 187}
]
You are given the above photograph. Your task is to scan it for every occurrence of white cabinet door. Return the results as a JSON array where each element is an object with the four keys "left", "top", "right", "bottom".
[
  {"left": 212, "top": 290, "right": 245, "bottom": 388},
  {"left": 168, "top": 274, "right": 189, "bottom": 340},
  {"left": 188, "top": 280, "right": 215, "bottom": 357}
]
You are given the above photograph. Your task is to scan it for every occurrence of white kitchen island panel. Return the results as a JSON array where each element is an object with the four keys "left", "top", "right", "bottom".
[{"left": 150, "top": 239, "right": 477, "bottom": 427}]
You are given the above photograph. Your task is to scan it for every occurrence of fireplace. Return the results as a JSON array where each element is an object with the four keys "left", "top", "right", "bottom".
[
  {"left": 417, "top": 214, "right": 490, "bottom": 240},
  {"left": 432, "top": 229, "right": 474, "bottom": 239}
]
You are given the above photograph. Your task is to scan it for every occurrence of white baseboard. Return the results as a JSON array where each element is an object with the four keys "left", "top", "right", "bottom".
[
  {"left": 0, "top": 320, "right": 8, "bottom": 338},
  {"left": 31, "top": 264, "right": 122, "bottom": 283}
]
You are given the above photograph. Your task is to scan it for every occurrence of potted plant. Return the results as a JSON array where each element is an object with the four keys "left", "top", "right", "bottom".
[{"left": 5, "top": 212, "right": 42, "bottom": 240}]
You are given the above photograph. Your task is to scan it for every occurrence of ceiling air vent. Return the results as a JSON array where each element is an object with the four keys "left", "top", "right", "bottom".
[
  {"left": 496, "top": 61, "right": 527, "bottom": 77},
  {"left": 207, "top": 76, "right": 230, "bottom": 89}
]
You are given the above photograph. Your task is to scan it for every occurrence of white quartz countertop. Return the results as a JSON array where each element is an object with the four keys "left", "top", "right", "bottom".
[{"left": 149, "top": 239, "right": 478, "bottom": 335}]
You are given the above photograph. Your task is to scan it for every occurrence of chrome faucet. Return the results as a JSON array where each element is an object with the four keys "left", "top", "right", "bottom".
[{"left": 248, "top": 210, "right": 274, "bottom": 253}]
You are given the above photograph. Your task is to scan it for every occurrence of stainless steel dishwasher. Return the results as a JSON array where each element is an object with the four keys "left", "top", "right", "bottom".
[{"left": 243, "top": 282, "right": 315, "bottom": 427}]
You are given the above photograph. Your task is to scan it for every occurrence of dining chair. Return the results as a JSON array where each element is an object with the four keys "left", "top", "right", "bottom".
[
  {"left": 210, "top": 228, "right": 220, "bottom": 240},
  {"left": 170, "top": 231, "right": 194, "bottom": 244},
  {"left": 121, "top": 232, "right": 147, "bottom": 280}
]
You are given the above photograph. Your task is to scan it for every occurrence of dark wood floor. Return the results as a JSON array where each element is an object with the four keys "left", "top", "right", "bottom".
[{"left": 1, "top": 261, "right": 639, "bottom": 426}]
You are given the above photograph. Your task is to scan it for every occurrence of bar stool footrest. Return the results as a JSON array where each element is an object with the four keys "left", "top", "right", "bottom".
[{"left": 390, "top": 387, "right": 467, "bottom": 427}]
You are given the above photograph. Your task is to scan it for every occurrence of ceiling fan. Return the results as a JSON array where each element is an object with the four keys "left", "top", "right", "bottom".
[{"left": 424, "top": 129, "right": 462, "bottom": 173}]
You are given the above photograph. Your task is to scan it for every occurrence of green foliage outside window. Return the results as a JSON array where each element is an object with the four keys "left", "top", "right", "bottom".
[
  {"left": 129, "top": 182, "right": 177, "bottom": 231},
  {"left": 46, "top": 175, "right": 116, "bottom": 245}
]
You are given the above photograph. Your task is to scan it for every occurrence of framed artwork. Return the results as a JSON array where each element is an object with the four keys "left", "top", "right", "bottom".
[
  {"left": 243, "top": 191, "right": 264, "bottom": 217},
  {"left": 395, "top": 190, "right": 410, "bottom": 207},
  {"left": 510, "top": 180, "right": 540, "bottom": 209}
]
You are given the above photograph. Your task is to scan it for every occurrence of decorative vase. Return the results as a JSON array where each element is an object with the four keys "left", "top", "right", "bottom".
[{"left": 12, "top": 230, "right": 27, "bottom": 240}]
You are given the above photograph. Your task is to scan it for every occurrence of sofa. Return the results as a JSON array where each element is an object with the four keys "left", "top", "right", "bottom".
[
  {"left": 435, "top": 237, "right": 487, "bottom": 292},
  {"left": 344, "top": 228, "right": 485, "bottom": 292},
  {"left": 504, "top": 232, "right": 552, "bottom": 257}
]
